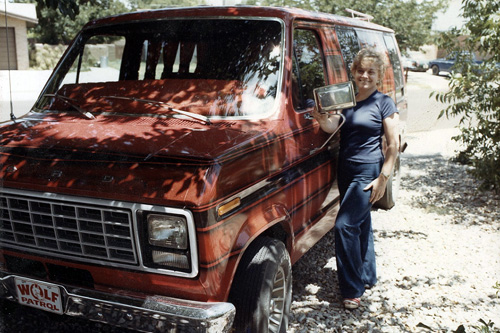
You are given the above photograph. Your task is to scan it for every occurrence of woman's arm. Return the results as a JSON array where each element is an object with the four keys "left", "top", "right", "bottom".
[
  {"left": 364, "top": 112, "right": 400, "bottom": 203},
  {"left": 312, "top": 108, "right": 341, "bottom": 134}
]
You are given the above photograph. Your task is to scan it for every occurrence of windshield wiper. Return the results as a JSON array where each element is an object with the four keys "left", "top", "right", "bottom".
[
  {"left": 103, "top": 96, "right": 211, "bottom": 125},
  {"left": 44, "top": 94, "right": 95, "bottom": 120}
]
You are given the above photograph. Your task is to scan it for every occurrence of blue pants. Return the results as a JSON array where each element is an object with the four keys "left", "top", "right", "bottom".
[{"left": 334, "top": 160, "right": 381, "bottom": 298}]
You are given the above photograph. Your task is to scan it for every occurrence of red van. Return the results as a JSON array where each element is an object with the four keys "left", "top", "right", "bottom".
[{"left": 0, "top": 6, "right": 407, "bottom": 332}]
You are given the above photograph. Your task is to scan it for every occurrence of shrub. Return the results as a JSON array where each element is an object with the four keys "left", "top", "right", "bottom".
[{"left": 433, "top": 0, "right": 500, "bottom": 192}]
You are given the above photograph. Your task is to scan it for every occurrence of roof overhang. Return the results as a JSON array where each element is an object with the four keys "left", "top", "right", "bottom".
[{"left": 0, "top": 2, "right": 38, "bottom": 25}]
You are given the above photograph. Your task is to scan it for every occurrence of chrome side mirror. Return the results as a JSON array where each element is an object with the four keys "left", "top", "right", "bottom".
[
  {"left": 309, "top": 81, "right": 356, "bottom": 154},
  {"left": 313, "top": 81, "right": 356, "bottom": 114}
]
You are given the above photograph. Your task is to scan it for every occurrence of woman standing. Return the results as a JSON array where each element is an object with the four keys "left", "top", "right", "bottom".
[{"left": 313, "top": 48, "right": 400, "bottom": 309}]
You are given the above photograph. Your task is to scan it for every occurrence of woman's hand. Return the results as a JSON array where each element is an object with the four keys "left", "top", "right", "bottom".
[
  {"left": 311, "top": 107, "right": 328, "bottom": 123},
  {"left": 364, "top": 174, "right": 388, "bottom": 203},
  {"left": 312, "top": 109, "right": 341, "bottom": 134}
]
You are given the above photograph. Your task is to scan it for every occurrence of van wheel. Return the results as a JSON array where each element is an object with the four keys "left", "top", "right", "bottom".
[
  {"left": 374, "top": 155, "right": 400, "bottom": 210},
  {"left": 229, "top": 237, "right": 292, "bottom": 333},
  {"left": 431, "top": 64, "right": 440, "bottom": 75}
]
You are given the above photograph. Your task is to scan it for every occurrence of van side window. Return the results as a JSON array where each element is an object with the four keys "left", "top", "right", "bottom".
[
  {"left": 323, "top": 29, "right": 348, "bottom": 83},
  {"left": 383, "top": 34, "right": 405, "bottom": 100},
  {"left": 355, "top": 29, "right": 397, "bottom": 99},
  {"left": 292, "top": 29, "right": 326, "bottom": 110},
  {"left": 325, "top": 52, "right": 346, "bottom": 83},
  {"left": 335, "top": 27, "right": 360, "bottom": 81}
]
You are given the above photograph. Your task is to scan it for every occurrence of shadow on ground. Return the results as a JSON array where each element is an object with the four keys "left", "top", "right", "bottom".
[{"left": 401, "top": 153, "right": 499, "bottom": 228}]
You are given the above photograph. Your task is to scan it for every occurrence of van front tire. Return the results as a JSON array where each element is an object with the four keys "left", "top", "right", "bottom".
[{"left": 229, "top": 237, "right": 292, "bottom": 333}]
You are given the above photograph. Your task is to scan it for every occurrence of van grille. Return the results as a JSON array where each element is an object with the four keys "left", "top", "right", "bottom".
[{"left": 0, "top": 193, "right": 137, "bottom": 265}]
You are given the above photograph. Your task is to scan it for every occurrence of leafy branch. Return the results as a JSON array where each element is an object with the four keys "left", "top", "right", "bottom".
[{"left": 432, "top": 0, "right": 500, "bottom": 192}]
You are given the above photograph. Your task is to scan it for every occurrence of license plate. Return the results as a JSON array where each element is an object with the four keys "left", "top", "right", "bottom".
[{"left": 14, "top": 277, "right": 63, "bottom": 314}]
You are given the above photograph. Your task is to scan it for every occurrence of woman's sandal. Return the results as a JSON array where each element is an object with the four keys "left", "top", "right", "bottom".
[{"left": 343, "top": 298, "right": 361, "bottom": 310}]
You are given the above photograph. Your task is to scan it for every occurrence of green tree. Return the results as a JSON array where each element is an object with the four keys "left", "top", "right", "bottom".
[
  {"left": 25, "top": 0, "right": 206, "bottom": 44},
  {"left": 31, "top": 0, "right": 129, "bottom": 44},
  {"left": 34, "top": 0, "right": 94, "bottom": 20},
  {"left": 433, "top": 0, "right": 500, "bottom": 192},
  {"left": 31, "top": 0, "right": 204, "bottom": 17},
  {"left": 28, "top": 0, "right": 448, "bottom": 50},
  {"left": 247, "top": 0, "right": 448, "bottom": 51},
  {"left": 128, "top": 0, "right": 203, "bottom": 10}
]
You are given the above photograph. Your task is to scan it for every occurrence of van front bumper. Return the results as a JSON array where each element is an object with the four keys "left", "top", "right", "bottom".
[{"left": 0, "top": 274, "right": 235, "bottom": 332}]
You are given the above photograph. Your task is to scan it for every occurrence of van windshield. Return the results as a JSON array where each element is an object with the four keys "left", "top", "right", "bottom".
[{"left": 35, "top": 19, "right": 283, "bottom": 119}]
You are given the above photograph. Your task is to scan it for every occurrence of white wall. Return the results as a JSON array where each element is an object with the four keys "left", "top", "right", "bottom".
[{"left": 3, "top": 16, "right": 30, "bottom": 70}]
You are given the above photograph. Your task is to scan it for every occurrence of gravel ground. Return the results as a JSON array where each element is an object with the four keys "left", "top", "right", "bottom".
[
  {"left": 1, "top": 72, "right": 499, "bottom": 332},
  {"left": 288, "top": 129, "right": 500, "bottom": 333}
]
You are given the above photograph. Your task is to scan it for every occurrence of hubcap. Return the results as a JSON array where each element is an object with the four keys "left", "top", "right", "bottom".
[{"left": 268, "top": 266, "right": 286, "bottom": 333}]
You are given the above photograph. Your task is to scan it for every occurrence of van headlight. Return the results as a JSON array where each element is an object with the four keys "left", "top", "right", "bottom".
[
  {"left": 144, "top": 213, "right": 192, "bottom": 271},
  {"left": 148, "top": 214, "right": 188, "bottom": 249}
]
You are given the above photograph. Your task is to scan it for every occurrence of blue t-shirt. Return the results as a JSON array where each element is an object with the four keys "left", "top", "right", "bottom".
[{"left": 339, "top": 90, "right": 398, "bottom": 163}]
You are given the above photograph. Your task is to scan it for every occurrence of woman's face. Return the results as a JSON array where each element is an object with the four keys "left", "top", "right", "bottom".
[{"left": 353, "top": 58, "right": 380, "bottom": 93}]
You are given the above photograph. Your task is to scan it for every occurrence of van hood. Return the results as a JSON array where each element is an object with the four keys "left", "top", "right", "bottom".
[
  {"left": 0, "top": 113, "right": 280, "bottom": 206},
  {"left": 0, "top": 113, "right": 260, "bottom": 159}
]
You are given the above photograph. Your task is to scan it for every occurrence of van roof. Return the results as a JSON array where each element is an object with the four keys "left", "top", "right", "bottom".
[{"left": 83, "top": 5, "right": 394, "bottom": 33}]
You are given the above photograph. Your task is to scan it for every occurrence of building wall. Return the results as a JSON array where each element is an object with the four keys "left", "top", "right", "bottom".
[{"left": 2, "top": 16, "right": 30, "bottom": 70}]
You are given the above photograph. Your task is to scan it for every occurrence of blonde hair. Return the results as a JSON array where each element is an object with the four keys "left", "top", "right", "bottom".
[{"left": 350, "top": 48, "right": 386, "bottom": 86}]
